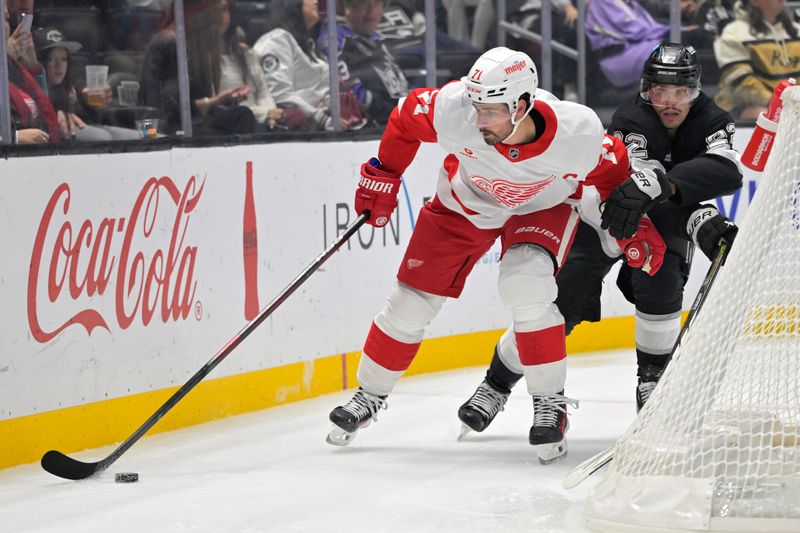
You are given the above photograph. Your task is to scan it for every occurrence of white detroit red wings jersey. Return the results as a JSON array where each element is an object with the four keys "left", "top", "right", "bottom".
[{"left": 377, "top": 81, "right": 626, "bottom": 229}]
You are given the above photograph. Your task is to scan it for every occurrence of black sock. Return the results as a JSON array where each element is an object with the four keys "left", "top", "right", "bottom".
[
  {"left": 485, "top": 347, "right": 523, "bottom": 394},
  {"left": 636, "top": 350, "right": 669, "bottom": 380}
]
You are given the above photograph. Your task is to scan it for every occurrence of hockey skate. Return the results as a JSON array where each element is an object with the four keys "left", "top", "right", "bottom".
[
  {"left": 457, "top": 379, "right": 510, "bottom": 438},
  {"left": 326, "top": 388, "right": 387, "bottom": 446},
  {"left": 529, "top": 391, "right": 578, "bottom": 464},
  {"left": 635, "top": 364, "right": 664, "bottom": 412}
]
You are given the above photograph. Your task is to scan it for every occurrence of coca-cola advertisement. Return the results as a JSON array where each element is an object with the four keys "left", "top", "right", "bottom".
[{"left": 28, "top": 176, "right": 203, "bottom": 342}]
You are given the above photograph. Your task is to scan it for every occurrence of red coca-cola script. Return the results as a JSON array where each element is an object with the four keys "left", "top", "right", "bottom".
[{"left": 28, "top": 176, "right": 204, "bottom": 342}]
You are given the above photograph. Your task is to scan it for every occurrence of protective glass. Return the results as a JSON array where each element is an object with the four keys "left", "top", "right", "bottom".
[
  {"left": 641, "top": 82, "right": 699, "bottom": 107},
  {"left": 465, "top": 101, "right": 513, "bottom": 128}
]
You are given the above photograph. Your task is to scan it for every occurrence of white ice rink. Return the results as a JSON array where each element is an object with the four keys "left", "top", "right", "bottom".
[{"left": 1, "top": 349, "right": 639, "bottom": 533}]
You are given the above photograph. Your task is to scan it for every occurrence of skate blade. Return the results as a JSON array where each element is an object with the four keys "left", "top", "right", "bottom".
[
  {"left": 535, "top": 439, "right": 567, "bottom": 465},
  {"left": 326, "top": 424, "right": 357, "bottom": 446},
  {"left": 457, "top": 423, "right": 473, "bottom": 441}
]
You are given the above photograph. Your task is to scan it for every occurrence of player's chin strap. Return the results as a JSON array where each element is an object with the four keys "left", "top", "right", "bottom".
[{"left": 501, "top": 98, "right": 535, "bottom": 143}]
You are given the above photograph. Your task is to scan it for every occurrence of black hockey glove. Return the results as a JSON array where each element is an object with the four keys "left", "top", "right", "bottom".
[
  {"left": 686, "top": 205, "right": 738, "bottom": 262},
  {"left": 601, "top": 168, "right": 672, "bottom": 239}
]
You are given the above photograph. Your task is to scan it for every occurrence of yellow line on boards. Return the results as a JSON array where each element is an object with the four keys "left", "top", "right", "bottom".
[{"left": 1, "top": 317, "right": 637, "bottom": 470}]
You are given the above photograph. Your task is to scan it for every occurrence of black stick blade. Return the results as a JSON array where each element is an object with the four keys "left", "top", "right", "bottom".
[{"left": 41, "top": 450, "right": 103, "bottom": 480}]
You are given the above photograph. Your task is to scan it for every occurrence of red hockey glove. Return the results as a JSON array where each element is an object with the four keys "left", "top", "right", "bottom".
[
  {"left": 355, "top": 158, "right": 402, "bottom": 227},
  {"left": 616, "top": 215, "right": 666, "bottom": 277}
]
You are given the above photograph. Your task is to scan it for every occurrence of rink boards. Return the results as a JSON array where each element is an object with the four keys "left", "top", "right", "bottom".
[{"left": 0, "top": 130, "right": 760, "bottom": 469}]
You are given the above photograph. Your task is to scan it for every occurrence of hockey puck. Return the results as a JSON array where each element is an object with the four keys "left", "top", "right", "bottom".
[{"left": 115, "top": 472, "right": 139, "bottom": 483}]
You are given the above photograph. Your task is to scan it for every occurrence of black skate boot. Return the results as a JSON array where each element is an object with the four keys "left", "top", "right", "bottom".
[
  {"left": 326, "top": 387, "right": 387, "bottom": 446},
  {"left": 636, "top": 364, "right": 664, "bottom": 412},
  {"left": 457, "top": 379, "right": 511, "bottom": 438},
  {"left": 529, "top": 391, "right": 578, "bottom": 464}
]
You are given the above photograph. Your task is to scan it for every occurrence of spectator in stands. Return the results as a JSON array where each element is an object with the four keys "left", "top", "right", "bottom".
[
  {"left": 4, "top": 3, "right": 59, "bottom": 144},
  {"left": 6, "top": 0, "right": 40, "bottom": 79},
  {"left": 705, "top": 0, "right": 738, "bottom": 35},
  {"left": 690, "top": 0, "right": 738, "bottom": 47},
  {"left": 7, "top": 0, "right": 33, "bottom": 28},
  {"left": 714, "top": 0, "right": 800, "bottom": 120},
  {"left": 317, "top": 0, "right": 409, "bottom": 125},
  {"left": 219, "top": 0, "right": 286, "bottom": 130},
  {"left": 441, "top": 0, "right": 576, "bottom": 50},
  {"left": 640, "top": 0, "right": 738, "bottom": 50},
  {"left": 375, "top": 0, "right": 478, "bottom": 54},
  {"left": 35, "top": 27, "right": 140, "bottom": 141},
  {"left": 254, "top": 0, "right": 357, "bottom": 130},
  {"left": 639, "top": 0, "right": 701, "bottom": 23},
  {"left": 140, "top": 0, "right": 256, "bottom": 135},
  {"left": 505, "top": 0, "right": 582, "bottom": 101},
  {"left": 586, "top": 0, "right": 670, "bottom": 88},
  {"left": 441, "top": 0, "right": 497, "bottom": 49}
]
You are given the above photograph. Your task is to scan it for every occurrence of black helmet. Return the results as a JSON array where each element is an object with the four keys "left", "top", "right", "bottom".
[{"left": 640, "top": 43, "right": 701, "bottom": 103}]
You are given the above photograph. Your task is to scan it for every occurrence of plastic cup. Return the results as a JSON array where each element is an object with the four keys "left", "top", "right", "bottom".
[
  {"left": 85, "top": 65, "right": 109, "bottom": 108},
  {"left": 135, "top": 118, "right": 159, "bottom": 140},
  {"left": 118, "top": 81, "right": 140, "bottom": 107}
]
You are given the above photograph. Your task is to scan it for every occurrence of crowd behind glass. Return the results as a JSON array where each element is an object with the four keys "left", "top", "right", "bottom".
[{"left": 2, "top": 0, "right": 800, "bottom": 146}]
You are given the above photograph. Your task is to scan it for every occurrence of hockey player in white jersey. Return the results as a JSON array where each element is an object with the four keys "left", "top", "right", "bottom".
[{"left": 326, "top": 47, "right": 667, "bottom": 463}]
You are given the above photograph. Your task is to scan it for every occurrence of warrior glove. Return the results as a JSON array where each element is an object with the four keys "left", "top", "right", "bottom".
[
  {"left": 616, "top": 215, "right": 666, "bottom": 277},
  {"left": 687, "top": 205, "right": 738, "bottom": 262},
  {"left": 355, "top": 158, "right": 402, "bottom": 227},
  {"left": 602, "top": 167, "right": 672, "bottom": 239}
]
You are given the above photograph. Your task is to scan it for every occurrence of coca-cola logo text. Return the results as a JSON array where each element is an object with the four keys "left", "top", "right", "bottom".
[{"left": 27, "top": 176, "right": 204, "bottom": 342}]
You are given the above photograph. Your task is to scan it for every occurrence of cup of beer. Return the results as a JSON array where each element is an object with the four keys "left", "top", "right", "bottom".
[{"left": 85, "top": 65, "right": 109, "bottom": 108}]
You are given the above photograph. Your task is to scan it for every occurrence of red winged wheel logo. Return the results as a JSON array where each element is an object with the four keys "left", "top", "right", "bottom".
[{"left": 469, "top": 175, "right": 556, "bottom": 208}]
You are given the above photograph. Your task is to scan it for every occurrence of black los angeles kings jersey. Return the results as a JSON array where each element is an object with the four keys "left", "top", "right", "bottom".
[{"left": 610, "top": 92, "right": 743, "bottom": 257}]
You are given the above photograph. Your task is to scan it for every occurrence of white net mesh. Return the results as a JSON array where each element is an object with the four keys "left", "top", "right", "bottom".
[{"left": 584, "top": 86, "right": 800, "bottom": 533}]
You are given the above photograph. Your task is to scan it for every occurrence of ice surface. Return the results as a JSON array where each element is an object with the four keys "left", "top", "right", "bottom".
[{"left": 0, "top": 350, "right": 637, "bottom": 533}]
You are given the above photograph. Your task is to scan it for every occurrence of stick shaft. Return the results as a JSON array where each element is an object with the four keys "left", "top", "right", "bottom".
[{"left": 42, "top": 213, "right": 369, "bottom": 479}]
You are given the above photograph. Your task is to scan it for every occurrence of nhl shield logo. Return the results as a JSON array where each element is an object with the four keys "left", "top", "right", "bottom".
[
  {"left": 261, "top": 54, "right": 279, "bottom": 73},
  {"left": 509, "top": 148, "right": 519, "bottom": 159}
]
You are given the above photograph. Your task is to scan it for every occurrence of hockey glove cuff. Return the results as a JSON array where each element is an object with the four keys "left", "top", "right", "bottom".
[
  {"left": 355, "top": 158, "right": 402, "bottom": 227},
  {"left": 616, "top": 216, "right": 666, "bottom": 277},
  {"left": 686, "top": 205, "right": 738, "bottom": 262},
  {"left": 601, "top": 167, "right": 672, "bottom": 239}
]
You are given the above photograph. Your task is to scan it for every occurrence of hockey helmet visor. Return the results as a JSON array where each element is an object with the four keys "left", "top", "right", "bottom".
[
  {"left": 645, "top": 84, "right": 698, "bottom": 107},
  {"left": 464, "top": 101, "right": 515, "bottom": 128}
]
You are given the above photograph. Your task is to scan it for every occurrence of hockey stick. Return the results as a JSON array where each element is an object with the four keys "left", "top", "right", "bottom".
[
  {"left": 563, "top": 241, "right": 729, "bottom": 489},
  {"left": 41, "top": 212, "right": 370, "bottom": 480}
]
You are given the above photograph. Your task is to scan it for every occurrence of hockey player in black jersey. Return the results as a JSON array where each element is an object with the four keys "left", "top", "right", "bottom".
[{"left": 457, "top": 43, "right": 743, "bottom": 456}]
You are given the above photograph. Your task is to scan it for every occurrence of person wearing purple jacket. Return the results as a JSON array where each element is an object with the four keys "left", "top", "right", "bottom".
[{"left": 586, "top": 0, "right": 669, "bottom": 88}]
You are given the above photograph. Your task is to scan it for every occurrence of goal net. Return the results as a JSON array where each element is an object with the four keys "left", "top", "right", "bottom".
[{"left": 584, "top": 86, "right": 800, "bottom": 532}]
